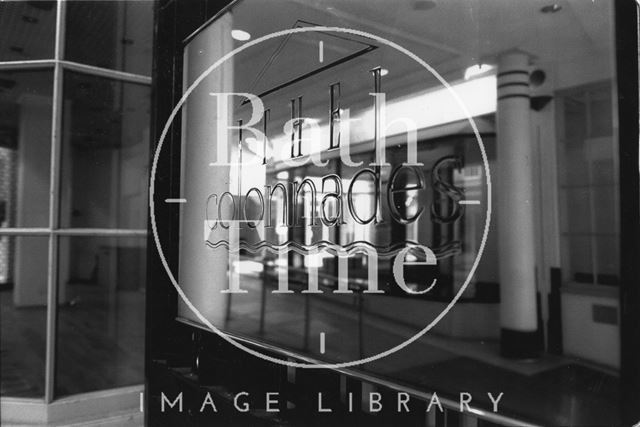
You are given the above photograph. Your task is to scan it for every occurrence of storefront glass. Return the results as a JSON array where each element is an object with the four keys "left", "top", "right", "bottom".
[
  {"left": 167, "top": 1, "right": 623, "bottom": 422},
  {"left": 60, "top": 72, "right": 151, "bottom": 230},
  {"left": 65, "top": 0, "right": 153, "bottom": 76},
  {"left": 0, "top": 69, "right": 53, "bottom": 229},
  {"left": 0, "top": 236, "right": 48, "bottom": 397},
  {"left": 0, "top": 0, "right": 152, "bottom": 403},
  {"left": 55, "top": 236, "right": 146, "bottom": 396},
  {"left": 0, "top": 1, "right": 56, "bottom": 62}
]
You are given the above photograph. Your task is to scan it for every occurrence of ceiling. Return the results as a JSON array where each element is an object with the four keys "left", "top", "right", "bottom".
[
  {"left": 219, "top": 0, "right": 615, "bottom": 96},
  {"left": 183, "top": 0, "right": 616, "bottom": 140}
]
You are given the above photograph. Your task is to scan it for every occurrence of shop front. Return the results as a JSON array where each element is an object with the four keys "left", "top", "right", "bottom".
[{"left": 147, "top": 1, "right": 639, "bottom": 426}]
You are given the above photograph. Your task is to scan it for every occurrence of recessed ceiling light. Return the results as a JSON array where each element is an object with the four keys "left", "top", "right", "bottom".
[
  {"left": 231, "top": 29, "right": 251, "bottom": 41},
  {"left": 540, "top": 4, "right": 562, "bottom": 13},
  {"left": 464, "top": 63, "right": 494, "bottom": 80},
  {"left": 380, "top": 68, "right": 389, "bottom": 77}
]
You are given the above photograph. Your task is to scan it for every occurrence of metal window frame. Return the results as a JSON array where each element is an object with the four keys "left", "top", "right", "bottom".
[{"left": 0, "top": 0, "right": 151, "bottom": 404}]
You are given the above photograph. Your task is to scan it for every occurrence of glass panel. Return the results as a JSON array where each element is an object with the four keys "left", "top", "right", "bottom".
[
  {"left": 563, "top": 95, "right": 587, "bottom": 142},
  {"left": 563, "top": 235, "right": 594, "bottom": 284},
  {"left": 557, "top": 83, "right": 618, "bottom": 287},
  {"left": 592, "top": 185, "right": 617, "bottom": 235},
  {"left": 60, "top": 71, "right": 150, "bottom": 229},
  {"left": 0, "top": 1, "right": 56, "bottom": 61},
  {"left": 596, "top": 235, "right": 619, "bottom": 285},
  {"left": 0, "top": 236, "right": 48, "bottom": 398},
  {"left": 168, "top": 0, "right": 623, "bottom": 423},
  {"left": 589, "top": 86, "right": 613, "bottom": 138},
  {"left": 55, "top": 236, "right": 145, "bottom": 397},
  {"left": 65, "top": 0, "right": 153, "bottom": 76},
  {"left": 0, "top": 70, "right": 52, "bottom": 228},
  {"left": 562, "top": 188, "right": 592, "bottom": 234}
]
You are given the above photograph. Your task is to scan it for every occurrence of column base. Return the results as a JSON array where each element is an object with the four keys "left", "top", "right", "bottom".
[{"left": 500, "top": 328, "right": 540, "bottom": 359}]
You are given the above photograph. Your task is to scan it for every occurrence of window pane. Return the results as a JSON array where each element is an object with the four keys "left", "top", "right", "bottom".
[
  {"left": 60, "top": 71, "right": 150, "bottom": 229},
  {"left": 595, "top": 235, "right": 619, "bottom": 285},
  {"left": 0, "top": 70, "right": 52, "bottom": 228},
  {"left": 557, "top": 83, "right": 618, "bottom": 287},
  {"left": 0, "top": 1, "right": 56, "bottom": 61},
  {"left": 55, "top": 236, "right": 145, "bottom": 397},
  {"left": 65, "top": 0, "right": 153, "bottom": 76},
  {"left": 177, "top": 0, "right": 621, "bottom": 375},
  {"left": 561, "top": 188, "right": 592, "bottom": 234},
  {"left": 564, "top": 235, "right": 594, "bottom": 284},
  {"left": 592, "top": 185, "right": 617, "bottom": 235},
  {"left": 0, "top": 236, "right": 48, "bottom": 398}
]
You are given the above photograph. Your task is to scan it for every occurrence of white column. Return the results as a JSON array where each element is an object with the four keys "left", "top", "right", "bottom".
[
  {"left": 496, "top": 51, "right": 539, "bottom": 358},
  {"left": 178, "top": 13, "right": 235, "bottom": 324}
]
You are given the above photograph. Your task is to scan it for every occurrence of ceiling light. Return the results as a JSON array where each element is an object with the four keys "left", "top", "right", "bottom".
[
  {"left": 231, "top": 29, "right": 251, "bottom": 41},
  {"left": 380, "top": 68, "right": 389, "bottom": 77},
  {"left": 540, "top": 4, "right": 562, "bottom": 13},
  {"left": 464, "top": 63, "right": 494, "bottom": 80}
]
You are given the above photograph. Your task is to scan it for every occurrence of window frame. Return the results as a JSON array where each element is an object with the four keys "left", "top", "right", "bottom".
[{"left": 0, "top": 0, "right": 152, "bottom": 403}]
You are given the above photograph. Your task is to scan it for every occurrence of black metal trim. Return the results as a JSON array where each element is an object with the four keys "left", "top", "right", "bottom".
[
  {"left": 497, "top": 93, "right": 531, "bottom": 101},
  {"left": 500, "top": 328, "right": 541, "bottom": 359},
  {"left": 147, "top": 1, "right": 237, "bottom": 424},
  {"left": 547, "top": 267, "right": 563, "bottom": 355},
  {"left": 496, "top": 70, "right": 529, "bottom": 78},
  {"left": 183, "top": 0, "right": 240, "bottom": 45},
  {"left": 615, "top": 0, "right": 640, "bottom": 424},
  {"left": 497, "top": 81, "right": 529, "bottom": 89}
]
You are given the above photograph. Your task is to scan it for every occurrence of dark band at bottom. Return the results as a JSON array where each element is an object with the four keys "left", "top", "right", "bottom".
[{"left": 500, "top": 328, "right": 541, "bottom": 359}]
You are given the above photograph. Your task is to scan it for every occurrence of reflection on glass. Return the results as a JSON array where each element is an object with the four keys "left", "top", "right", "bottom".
[
  {"left": 65, "top": 0, "right": 153, "bottom": 76},
  {"left": 216, "top": 129, "right": 496, "bottom": 362},
  {"left": 0, "top": 236, "right": 48, "bottom": 398},
  {"left": 0, "top": 1, "right": 56, "bottom": 62},
  {"left": 180, "top": 4, "right": 622, "bottom": 417},
  {"left": 60, "top": 71, "right": 150, "bottom": 229},
  {"left": 181, "top": 0, "right": 498, "bottom": 366},
  {"left": 55, "top": 236, "right": 145, "bottom": 397},
  {"left": 557, "top": 83, "right": 618, "bottom": 286},
  {"left": 0, "top": 70, "right": 53, "bottom": 228}
]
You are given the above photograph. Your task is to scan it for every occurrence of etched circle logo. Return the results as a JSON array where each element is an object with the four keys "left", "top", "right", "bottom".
[{"left": 150, "top": 26, "right": 492, "bottom": 368}]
